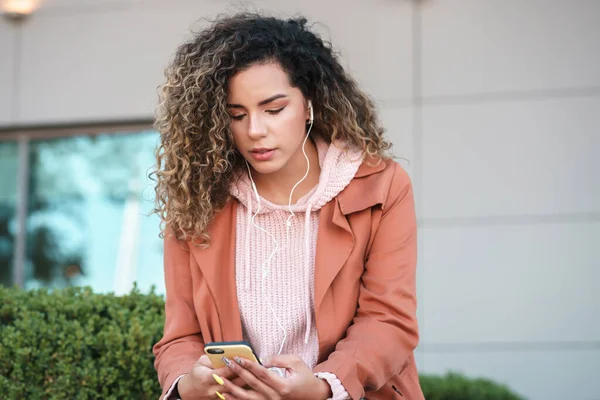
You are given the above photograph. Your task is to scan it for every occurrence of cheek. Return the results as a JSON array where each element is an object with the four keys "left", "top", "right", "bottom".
[
  {"left": 230, "top": 124, "right": 246, "bottom": 146},
  {"left": 277, "top": 112, "right": 306, "bottom": 141}
]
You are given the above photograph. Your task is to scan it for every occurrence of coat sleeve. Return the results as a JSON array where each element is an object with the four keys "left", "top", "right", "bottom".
[
  {"left": 313, "top": 163, "right": 419, "bottom": 400},
  {"left": 152, "top": 227, "right": 205, "bottom": 399}
]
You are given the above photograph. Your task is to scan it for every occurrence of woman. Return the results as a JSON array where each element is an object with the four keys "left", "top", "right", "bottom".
[{"left": 152, "top": 12, "right": 423, "bottom": 400}]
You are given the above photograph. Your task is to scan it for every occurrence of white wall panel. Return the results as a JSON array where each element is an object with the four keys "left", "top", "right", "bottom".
[
  {"left": 422, "top": 97, "right": 600, "bottom": 219},
  {"left": 421, "top": 0, "right": 600, "bottom": 97},
  {"left": 0, "top": 22, "right": 16, "bottom": 124},
  {"left": 17, "top": 3, "right": 228, "bottom": 123},
  {"left": 421, "top": 222, "right": 600, "bottom": 344}
]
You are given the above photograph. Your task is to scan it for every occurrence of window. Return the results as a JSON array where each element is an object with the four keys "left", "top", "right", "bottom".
[{"left": 1, "top": 127, "right": 165, "bottom": 295}]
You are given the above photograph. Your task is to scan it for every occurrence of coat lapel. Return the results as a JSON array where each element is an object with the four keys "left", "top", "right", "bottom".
[
  {"left": 314, "top": 158, "right": 388, "bottom": 311},
  {"left": 190, "top": 201, "right": 243, "bottom": 341},
  {"left": 314, "top": 198, "right": 354, "bottom": 312}
]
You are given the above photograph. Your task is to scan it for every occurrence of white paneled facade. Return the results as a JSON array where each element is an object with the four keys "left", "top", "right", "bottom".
[
  {"left": 421, "top": 97, "right": 600, "bottom": 219},
  {"left": 417, "top": 1, "right": 600, "bottom": 399},
  {"left": 420, "top": 0, "right": 600, "bottom": 96},
  {"left": 0, "top": 21, "right": 15, "bottom": 123},
  {"left": 1, "top": 1, "right": 598, "bottom": 399}
]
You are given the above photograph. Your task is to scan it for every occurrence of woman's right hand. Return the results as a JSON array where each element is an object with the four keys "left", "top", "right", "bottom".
[{"left": 178, "top": 355, "right": 242, "bottom": 399}]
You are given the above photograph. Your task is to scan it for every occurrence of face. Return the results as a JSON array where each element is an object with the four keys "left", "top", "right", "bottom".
[{"left": 227, "top": 62, "right": 311, "bottom": 178}]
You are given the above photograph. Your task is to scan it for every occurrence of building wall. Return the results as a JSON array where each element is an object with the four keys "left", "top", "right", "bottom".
[{"left": 1, "top": 1, "right": 599, "bottom": 399}]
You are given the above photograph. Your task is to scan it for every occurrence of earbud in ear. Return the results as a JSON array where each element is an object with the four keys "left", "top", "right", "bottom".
[{"left": 308, "top": 100, "right": 314, "bottom": 124}]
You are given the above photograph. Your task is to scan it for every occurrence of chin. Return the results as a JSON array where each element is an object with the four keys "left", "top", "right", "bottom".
[
  {"left": 250, "top": 162, "right": 283, "bottom": 176},
  {"left": 246, "top": 158, "right": 285, "bottom": 176}
]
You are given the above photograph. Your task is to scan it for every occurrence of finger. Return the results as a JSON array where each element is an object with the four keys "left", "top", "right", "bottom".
[
  {"left": 214, "top": 391, "right": 226, "bottom": 400},
  {"left": 217, "top": 377, "right": 252, "bottom": 399},
  {"left": 241, "top": 360, "right": 289, "bottom": 398},
  {"left": 209, "top": 368, "right": 242, "bottom": 392},
  {"left": 192, "top": 358, "right": 238, "bottom": 384},
  {"left": 220, "top": 395, "right": 245, "bottom": 400},
  {"left": 211, "top": 375, "right": 238, "bottom": 399},
  {"left": 220, "top": 377, "right": 266, "bottom": 400},
  {"left": 238, "top": 357, "right": 286, "bottom": 383},
  {"left": 197, "top": 354, "right": 212, "bottom": 368},
  {"left": 225, "top": 392, "right": 267, "bottom": 400},
  {"left": 199, "top": 369, "right": 237, "bottom": 393},
  {"left": 231, "top": 376, "right": 248, "bottom": 388},
  {"left": 234, "top": 357, "right": 286, "bottom": 395},
  {"left": 214, "top": 365, "right": 239, "bottom": 380},
  {"left": 195, "top": 355, "right": 238, "bottom": 380},
  {"left": 223, "top": 357, "right": 278, "bottom": 397}
]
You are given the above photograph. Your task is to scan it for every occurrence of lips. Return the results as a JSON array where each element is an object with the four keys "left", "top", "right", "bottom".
[
  {"left": 250, "top": 148, "right": 275, "bottom": 154},
  {"left": 249, "top": 148, "right": 275, "bottom": 161}
]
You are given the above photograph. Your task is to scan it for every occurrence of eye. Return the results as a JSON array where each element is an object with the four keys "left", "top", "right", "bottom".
[
  {"left": 266, "top": 106, "right": 285, "bottom": 115},
  {"left": 231, "top": 114, "right": 246, "bottom": 121}
]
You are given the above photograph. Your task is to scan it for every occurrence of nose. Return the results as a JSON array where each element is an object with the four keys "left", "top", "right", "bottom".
[{"left": 247, "top": 113, "right": 267, "bottom": 140}]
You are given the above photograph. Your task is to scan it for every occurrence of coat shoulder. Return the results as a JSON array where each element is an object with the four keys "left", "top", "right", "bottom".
[{"left": 340, "top": 157, "right": 412, "bottom": 214}]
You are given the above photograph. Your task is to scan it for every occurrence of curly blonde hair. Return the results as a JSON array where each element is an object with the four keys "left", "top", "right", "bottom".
[{"left": 152, "top": 12, "right": 391, "bottom": 245}]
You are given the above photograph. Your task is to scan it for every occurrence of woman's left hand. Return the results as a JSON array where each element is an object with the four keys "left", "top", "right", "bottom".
[{"left": 218, "top": 355, "right": 332, "bottom": 400}]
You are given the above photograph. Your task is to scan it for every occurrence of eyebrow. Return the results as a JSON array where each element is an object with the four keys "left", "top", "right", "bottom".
[{"left": 226, "top": 93, "right": 288, "bottom": 109}]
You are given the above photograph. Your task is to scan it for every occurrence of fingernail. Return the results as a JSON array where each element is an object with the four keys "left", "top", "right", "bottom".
[
  {"left": 215, "top": 391, "right": 225, "bottom": 400},
  {"left": 213, "top": 374, "right": 224, "bottom": 386},
  {"left": 222, "top": 356, "right": 232, "bottom": 367},
  {"left": 234, "top": 356, "right": 244, "bottom": 366}
]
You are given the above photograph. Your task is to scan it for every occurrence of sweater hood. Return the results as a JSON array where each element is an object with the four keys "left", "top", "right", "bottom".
[{"left": 230, "top": 138, "right": 363, "bottom": 212}]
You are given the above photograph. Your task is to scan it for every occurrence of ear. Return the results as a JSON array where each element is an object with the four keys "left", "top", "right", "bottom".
[{"left": 306, "top": 100, "right": 313, "bottom": 123}]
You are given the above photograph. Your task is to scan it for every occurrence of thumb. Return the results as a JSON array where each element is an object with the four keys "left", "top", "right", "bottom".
[
  {"left": 195, "top": 354, "right": 212, "bottom": 368},
  {"left": 264, "top": 354, "right": 303, "bottom": 369}
]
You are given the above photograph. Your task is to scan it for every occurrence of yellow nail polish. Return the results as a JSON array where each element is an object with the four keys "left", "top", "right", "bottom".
[
  {"left": 215, "top": 391, "right": 226, "bottom": 400},
  {"left": 213, "top": 374, "right": 224, "bottom": 386}
]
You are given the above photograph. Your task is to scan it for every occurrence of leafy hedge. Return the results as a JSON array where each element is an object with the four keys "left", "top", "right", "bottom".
[
  {"left": 420, "top": 373, "right": 525, "bottom": 400},
  {"left": 0, "top": 286, "right": 525, "bottom": 399},
  {"left": 0, "top": 286, "right": 163, "bottom": 399}
]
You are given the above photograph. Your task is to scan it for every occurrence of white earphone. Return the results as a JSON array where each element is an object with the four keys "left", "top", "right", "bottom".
[{"left": 286, "top": 100, "right": 313, "bottom": 226}]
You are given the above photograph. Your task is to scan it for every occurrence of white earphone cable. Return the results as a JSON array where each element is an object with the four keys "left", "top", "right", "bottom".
[
  {"left": 246, "top": 161, "right": 288, "bottom": 355},
  {"left": 245, "top": 101, "right": 314, "bottom": 356},
  {"left": 286, "top": 107, "right": 314, "bottom": 227}
]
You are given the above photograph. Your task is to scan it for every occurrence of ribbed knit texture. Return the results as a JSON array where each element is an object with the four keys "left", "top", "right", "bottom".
[{"left": 229, "top": 139, "right": 362, "bottom": 400}]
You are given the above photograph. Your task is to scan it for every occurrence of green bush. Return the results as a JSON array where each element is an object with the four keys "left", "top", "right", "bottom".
[
  {"left": 420, "top": 372, "right": 525, "bottom": 400},
  {"left": 0, "top": 286, "right": 526, "bottom": 399},
  {"left": 0, "top": 285, "right": 164, "bottom": 399}
]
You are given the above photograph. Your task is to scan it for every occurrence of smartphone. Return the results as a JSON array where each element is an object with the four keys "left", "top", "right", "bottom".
[{"left": 204, "top": 341, "right": 262, "bottom": 368}]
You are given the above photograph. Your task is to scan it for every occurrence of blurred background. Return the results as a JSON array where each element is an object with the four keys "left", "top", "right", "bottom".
[{"left": 0, "top": 0, "right": 598, "bottom": 399}]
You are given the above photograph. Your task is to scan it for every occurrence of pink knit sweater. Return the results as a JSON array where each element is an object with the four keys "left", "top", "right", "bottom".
[{"left": 229, "top": 138, "right": 363, "bottom": 399}]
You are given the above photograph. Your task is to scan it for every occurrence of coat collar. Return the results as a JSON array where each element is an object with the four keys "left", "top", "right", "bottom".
[
  {"left": 337, "top": 157, "right": 388, "bottom": 215},
  {"left": 354, "top": 156, "right": 387, "bottom": 178}
]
